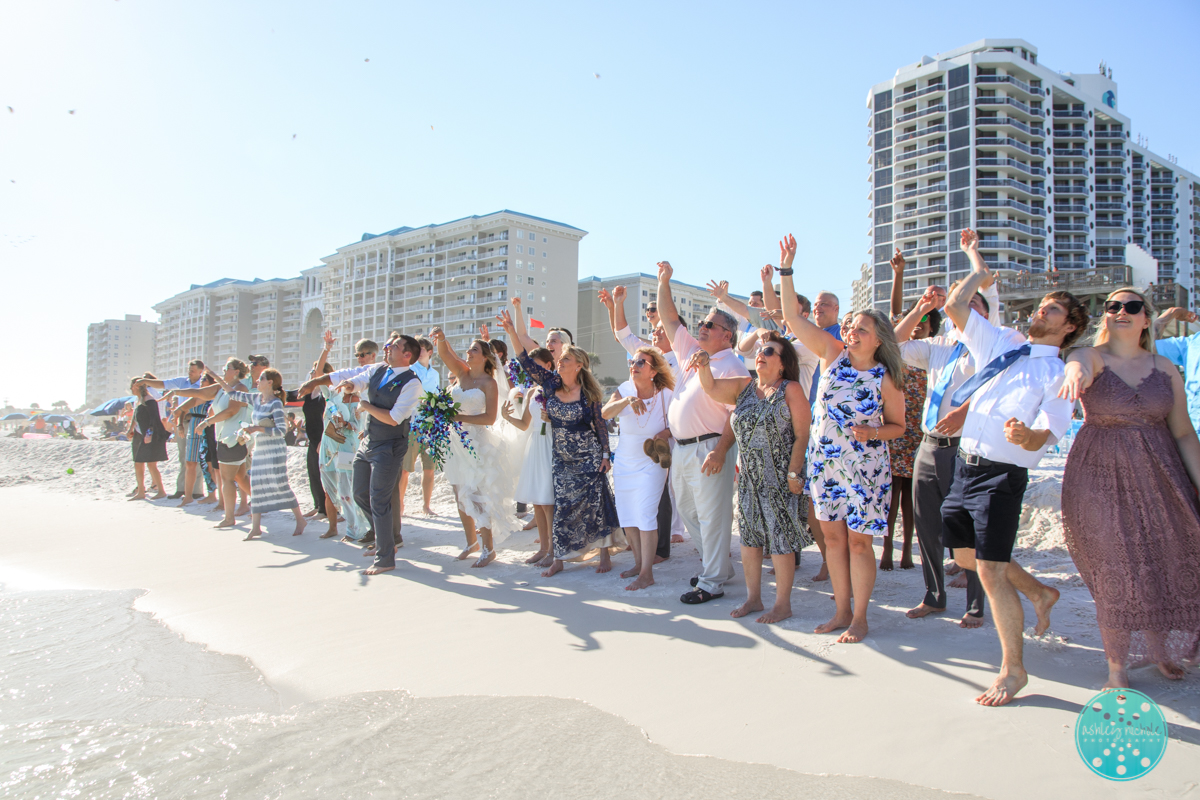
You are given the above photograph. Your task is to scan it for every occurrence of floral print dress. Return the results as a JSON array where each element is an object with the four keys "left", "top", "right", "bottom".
[
  {"left": 805, "top": 352, "right": 892, "bottom": 535},
  {"left": 887, "top": 364, "right": 927, "bottom": 478}
]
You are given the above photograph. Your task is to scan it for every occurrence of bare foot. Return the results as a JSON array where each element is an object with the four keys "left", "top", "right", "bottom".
[
  {"left": 976, "top": 669, "right": 1028, "bottom": 706},
  {"left": 619, "top": 567, "right": 640, "bottom": 579},
  {"left": 960, "top": 613, "right": 985, "bottom": 629},
  {"left": 150, "top": 491, "right": 167, "bottom": 500},
  {"left": 1102, "top": 669, "right": 1130, "bottom": 690},
  {"left": 624, "top": 575, "right": 654, "bottom": 591},
  {"left": 202, "top": 494, "right": 218, "bottom": 504},
  {"left": 319, "top": 529, "right": 338, "bottom": 539},
  {"left": 757, "top": 605, "right": 792, "bottom": 624},
  {"left": 945, "top": 561, "right": 962, "bottom": 576},
  {"left": 537, "top": 553, "right": 554, "bottom": 569},
  {"left": 949, "top": 572, "right": 969, "bottom": 589},
  {"left": 293, "top": 520, "right": 306, "bottom": 536},
  {"left": 178, "top": 499, "right": 193, "bottom": 508},
  {"left": 837, "top": 620, "right": 868, "bottom": 643},
  {"left": 906, "top": 604, "right": 946, "bottom": 619},
  {"left": 522, "top": 517, "right": 538, "bottom": 531},
  {"left": 128, "top": 492, "right": 146, "bottom": 501},
  {"left": 653, "top": 554, "right": 667, "bottom": 565},
  {"left": 900, "top": 555, "right": 914, "bottom": 570},
  {"left": 1031, "top": 584, "right": 1060, "bottom": 636},
  {"left": 670, "top": 533, "right": 685, "bottom": 544},
  {"left": 304, "top": 508, "right": 321, "bottom": 518},
  {"left": 363, "top": 565, "right": 395, "bottom": 575},
  {"left": 214, "top": 518, "right": 237, "bottom": 529},
  {"left": 1157, "top": 661, "right": 1186, "bottom": 680},
  {"left": 812, "top": 563, "right": 829, "bottom": 582},
  {"left": 244, "top": 530, "right": 262, "bottom": 541},
  {"left": 815, "top": 612, "right": 852, "bottom": 635},
  {"left": 524, "top": 549, "right": 549, "bottom": 565},
  {"left": 541, "top": 559, "right": 564, "bottom": 578},
  {"left": 731, "top": 599, "right": 765, "bottom": 619},
  {"left": 422, "top": 506, "right": 434, "bottom": 516},
  {"left": 879, "top": 556, "right": 894, "bottom": 571},
  {"left": 362, "top": 546, "right": 377, "bottom": 557},
  {"left": 471, "top": 550, "right": 496, "bottom": 568},
  {"left": 235, "top": 505, "right": 250, "bottom": 517},
  {"left": 595, "top": 553, "right": 612, "bottom": 574},
  {"left": 457, "top": 542, "right": 480, "bottom": 560}
]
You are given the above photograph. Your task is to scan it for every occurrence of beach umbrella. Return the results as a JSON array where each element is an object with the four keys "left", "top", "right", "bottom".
[
  {"left": 43, "top": 414, "right": 72, "bottom": 424},
  {"left": 1, "top": 412, "right": 29, "bottom": 420},
  {"left": 88, "top": 396, "right": 137, "bottom": 416}
]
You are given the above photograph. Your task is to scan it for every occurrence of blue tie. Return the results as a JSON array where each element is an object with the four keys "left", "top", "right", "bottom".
[
  {"left": 381, "top": 367, "right": 394, "bottom": 386},
  {"left": 924, "top": 342, "right": 965, "bottom": 431},
  {"left": 950, "top": 344, "right": 1031, "bottom": 407}
]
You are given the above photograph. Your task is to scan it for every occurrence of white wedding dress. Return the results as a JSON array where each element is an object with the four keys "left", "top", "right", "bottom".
[{"left": 442, "top": 385, "right": 520, "bottom": 546}]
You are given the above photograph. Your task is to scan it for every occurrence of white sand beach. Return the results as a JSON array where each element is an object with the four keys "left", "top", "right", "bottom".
[{"left": 2, "top": 437, "right": 1198, "bottom": 798}]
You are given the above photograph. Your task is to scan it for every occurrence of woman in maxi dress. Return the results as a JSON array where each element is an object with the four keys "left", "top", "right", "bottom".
[{"left": 501, "top": 347, "right": 557, "bottom": 567}]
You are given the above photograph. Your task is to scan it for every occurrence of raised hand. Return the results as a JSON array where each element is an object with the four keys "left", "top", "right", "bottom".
[
  {"left": 429, "top": 327, "right": 444, "bottom": 344},
  {"left": 760, "top": 263, "right": 775, "bottom": 286},
  {"left": 511, "top": 295, "right": 523, "bottom": 309},
  {"left": 916, "top": 286, "right": 941, "bottom": 314},
  {"left": 612, "top": 285, "right": 627, "bottom": 304},
  {"left": 779, "top": 233, "right": 797, "bottom": 270},
  {"left": 890, "top": 247, "right": 906, "bottom": 274},
  {"left": 598, "top": 288, "right": 614, "bottom": 309},
  {"left": 322, "top": 330, "right": 335, "bottom": 349},
  {"left": 706, "top": 279, "right": 730, "bottom": 301},
  {"left": 1163, "top": 307, "right": 1199, "bottom": 324},
  {"left": 656, "top": 260, "right": 673, "bottom": 281},
  {"left": 760, "top": 309, "right": 784, "bottom": 325},
  {"left": 960, "top": 228, "right": 980, "bottom": 254},
  {"left": 479, "top": 323, "right": 490, "bottom": 341},
  {"left": 495, "top": 309, "right": 516, "bottom": 336},
  {"left": 333, "top": 380, "right": 356, "bottom": 395}
]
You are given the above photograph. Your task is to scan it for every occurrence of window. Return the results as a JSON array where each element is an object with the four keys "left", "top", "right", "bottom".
[
  {"left": 516, "top": 245, "right": 524, "bottom": 254},
  {"left": 542, "top": 237, "right": 548, "bottom": 243},
  {"left": 642, "top": 289, "right": 648, "bottom": 296},
  {"left": 529, "top": 263, "right": 535, "bottom": 271},
  {"left": 516, "top": 260, "right": 523, "bottom": 268},
  {"left": 527, "top": 291, "right": 534, "bottom": 299},
  {"left": 527, "top": 276, "right": 534, "bottom": 285},
  {"left": 517, "top": 230, "right": 525, "bottom": 238},
  {"left": 542, "top": 251, "right": 547, "bottom": 257}
]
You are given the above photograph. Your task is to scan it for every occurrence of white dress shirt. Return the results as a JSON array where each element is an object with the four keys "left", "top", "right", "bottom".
[
  {"left": 616, "top": 325, "right": 680, "bottom": 381},
  {"left": 327, "top": 362, "right": 375, "bottom": 387},
  {"left": 345, "top": 363, "right": 423, "bottom": 426},
  {"left": 956, "top": 312, "right": 1072, "bottom": 468}
]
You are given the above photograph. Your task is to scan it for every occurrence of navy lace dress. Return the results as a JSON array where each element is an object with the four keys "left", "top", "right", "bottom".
[{"left": 519, "top": 353, "right": 621, "bottom": 559}]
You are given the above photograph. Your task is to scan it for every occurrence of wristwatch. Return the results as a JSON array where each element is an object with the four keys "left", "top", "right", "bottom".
[{"left": 787, "top": 471, "right": 800, "bottom": 480}]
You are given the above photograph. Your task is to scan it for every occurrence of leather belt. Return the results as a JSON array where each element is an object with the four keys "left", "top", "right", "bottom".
[
  {"left": 958, "top": 451, "right": 1005, "bottom": 468},
  {"left": 923, "top": 433, "right": 960, "bottom": 449},
  {"left": 676, "top": 432, "right": 720, "bottom": 447}
]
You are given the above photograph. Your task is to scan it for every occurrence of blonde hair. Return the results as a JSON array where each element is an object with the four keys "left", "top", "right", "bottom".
[
  {"left": 1093, "top": 287, "right": 1156, "bottom": 354},
  {"left": 561, "top": 345, "right": 603, "bottom": 405},
  {"left": 853, "top": 310, "right": 906, "bottom": 391},
  {"left": 259, "top": 368, "right": 286, "bottom": 402},
  {"left": 634, "top": 346, "right": 675, "bottom": 392}
]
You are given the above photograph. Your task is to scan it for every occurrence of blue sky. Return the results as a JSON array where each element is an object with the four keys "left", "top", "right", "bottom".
[{"left": 3, "top": 0, "right": 1198, "bottom": 407}]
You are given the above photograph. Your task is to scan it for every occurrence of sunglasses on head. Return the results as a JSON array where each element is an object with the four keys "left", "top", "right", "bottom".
[
  {"left": 1104, "top": 300, "right": 1144, "bottom": 315},
  {"left": 628, "top": 358, "right": 650, "bottom": 369}
]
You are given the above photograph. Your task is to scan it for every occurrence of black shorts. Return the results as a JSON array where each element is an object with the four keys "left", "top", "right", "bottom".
[
  {"left": 940, "top": 456, "right": 1028, "bottom": 563},
  {"left": 216, "top": 441, "right": 248, "bottom": 465}
]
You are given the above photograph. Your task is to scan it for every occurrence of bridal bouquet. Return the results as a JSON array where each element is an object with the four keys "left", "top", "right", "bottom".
[
  {"left": 414, "top": 388, "right": 475, "bottom": 468},
  {"left": 506, "top": 358, "right": 533, "bottom": 390}
]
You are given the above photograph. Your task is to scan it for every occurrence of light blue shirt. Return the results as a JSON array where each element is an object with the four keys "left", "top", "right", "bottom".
[
  {"left": 410, "top": 361, "right": 441, "bottom": 422},
  {"left": 161, "top": 376, "right": 202, "bottom": 391},
  {"left": 1155, "top": 333, "right": 1200, "bottom": 432}
]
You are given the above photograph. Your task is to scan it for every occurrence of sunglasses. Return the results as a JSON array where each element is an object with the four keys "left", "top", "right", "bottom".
[
  {"left": 628, "top": 358, "right": 650, "bottom": 369},
  {"left": 1104, "top": 300, "right": 1145, "bottom": 315},
  {"left": 700, "top": 320, "right": 731, "bottom": 332},
  {"left": 355, "top": 352, "right": 371, "bottom": 358},
  {"left": 759, "top": 346, "right": 782, "bottom": 358}
]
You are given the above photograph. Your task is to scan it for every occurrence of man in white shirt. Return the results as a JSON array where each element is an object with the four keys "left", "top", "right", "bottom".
[
  {"left": 333, "top": 334, "right": 424, "bottom": 575},
  {"left": 658, "top": 261, "right": 750, "bottom": 604},
  {"left": 941, "top": 229, "right": 1087, "bottom": 706},
  {"left": 136, "top": 360, "right": 205, "bottom": 500},
  {"left": 398, "top": 337, "right": 440, "bottom": 517},
  {"left": 894, "top": 238, "right": 1002, "bottom": 627}
]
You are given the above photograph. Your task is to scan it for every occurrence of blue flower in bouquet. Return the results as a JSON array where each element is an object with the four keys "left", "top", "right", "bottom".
[{"left": 414, "top": 388, "right": 476, "bottom": 469}]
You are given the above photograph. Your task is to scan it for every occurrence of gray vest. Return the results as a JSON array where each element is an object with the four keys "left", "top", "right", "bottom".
[{"left": 365, "top": 366, "right": 417, "bottom": 444}]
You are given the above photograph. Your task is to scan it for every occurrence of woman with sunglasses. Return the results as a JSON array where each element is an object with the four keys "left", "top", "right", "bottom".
[
  {"left": 1059, "top": 288, "right": 1200, "bottom": 688},
  {"left": 601, "top": 346, "right": 675, "bottom": 591},
  {"left": 692, "top": 330, "right": 812, "bottom": 623}
]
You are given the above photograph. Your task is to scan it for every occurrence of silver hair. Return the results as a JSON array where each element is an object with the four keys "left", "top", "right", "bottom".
[
  {"left": 853, "top": 309, "right": 906, "bottom": 391},
  {"left": 709, "top": 309, "right": 738, "bottom": 341}
]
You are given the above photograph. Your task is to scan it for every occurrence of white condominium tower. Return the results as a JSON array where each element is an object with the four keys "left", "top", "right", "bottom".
[
  {"left": 85, "top": 314, "right": 158, "bottom": 407},
  {"left": 316, "top": 210, "right": 586, "bottom": 368},
  {"left": 867, "top": 38, "right": 1199, "bottom": 315}
]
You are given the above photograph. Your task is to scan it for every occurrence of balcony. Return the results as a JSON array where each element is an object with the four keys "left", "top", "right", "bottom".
[
  {"left": 893, "top": 83, "right": 946, "bottom": 105},
  {"left": 1096, "top": 254, "right": 1126, "bottom": 265},
  {"left": 405, "top": 274, "right": 437, "bottom": 285},
  {"left": 1095, "top": 220, "right": 1127, "bottom": 229},
  {"left": 1052, "top": 185, "right": 1088, "bottom": 196},
  {"left": 477, "top": 232, "right": 509, "bottom": 244},
  {"left": 976, "top": 198, "right": 1046, "bottom": 217},
  {"left": 894, "top": 203, "right": 948, "bottom": 220},
  {"left": 1053, "top": 203, "right": 1089, "bottom": 214},
  {"left": 898, "top": 222, "right": 949, "bottom": 238},
  {"left": 1151, "top": 282, "right": 1188, "bottom": 310},
  {"left": 446, "top": 253, "right": 478, "bottom": 265},
  {"left": 976, "top": 96, "right": 1043, "bottom": 117},
  {"left": 1150, "top": 223, "right": 1174, "bottom": 232},
  {"left": 1150, "top": 191, "right": 1175, "bottom": 201},
  {"left": 1095, "top": 149, "right": 1126, "bottom": 159},
  {"left": 1052, "top": 147, "right": 1086, "bottom": 157},
  {"left": 1052, "top": 257, "right": 1090, "bottom": 269},
  {"left": 974, "top": 136, "right": 1045, "bottom": 157},
  {"left": 976, "top": 74, "right": 1042, "bottom": 96},
  {"left": 895, "top": 104, "right": 947, "bottom": 124},
  {"left": 1096, "top": 238, "right": 1127, "bottom": 247},
  {"left": 1052, "top": 108, "right": 1085, "bottom": 118},
  {"left": 444, "top": 310, "right": 477, "bottom": 322},
  {"left": 1151, "top": 176, "right": 1174, "bottom": 186},
  {"left": 1153, "top": 248, "right": 1177, "bottom": 260},
  {"left": 975, "top": 116, "right": 1044, "bottom": 137},
  {"left": 1053, "top": 167, "right": 1088, "bottom": 176},
  {"left": 977, "top": 218, "right": 1047, "bottom": 237},
  {"left": 1095, "top": 167, "right": 1125, "bottom": 176},
  {"left": 894, "top": 143, "right": 948, "bottom": 163},
  {"left": 1150, "top": 207, "right": 1174, "bottom": 217},
  {"left": 1095, "top": 184, "right": 1126, "bottom": 195},
  {"left": 1095, "top": 202, "right": 1127, "bottom": 211},
  {"left": 901, "top": 243, "right": 949, "bottom": 257},
  {"left": 1052, "top": 129, "right": 1088, "bottom": 142},
  {"left": 895, "top": 124, "right": 946, "bottom": 144},
  {"left": 1053, "top": 242, "right": 1090, "bottom": 253},
  {"left": 981, "top": 239, "right": 1047, "bottom": 256},
  {"left": 976, "top": 157, "right": 1046, "bottom": 178},
  {"left": 1095, "top": 130, "right": 1125, "bottom": 139},
  {"left": 977, "top": 177, "right": 1045, "bottom": 196},
  {"left": 895, "top": 183, "right": 947, "bottom": 200},
  {"left": 478, "top": 261, "right": 509, "bottom": 275}
]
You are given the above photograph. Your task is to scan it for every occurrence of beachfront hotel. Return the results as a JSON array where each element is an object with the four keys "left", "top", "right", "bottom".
[
  {"left": 149, "top": 211, "right": 586, "bottom": 384},
  {"left": 85, "top": 315, "right": 158, "bottom": 408},
  {"left": 866, "top": 38, "right": 1200, "bottom": 321},
  {"left": 576, "top": 273, "right": 749, "bottom": 386}
]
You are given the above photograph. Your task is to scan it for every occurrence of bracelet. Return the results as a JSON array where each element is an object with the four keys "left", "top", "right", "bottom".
[{"left": 778, "top": 268, "right": 794, "bottom": 276}]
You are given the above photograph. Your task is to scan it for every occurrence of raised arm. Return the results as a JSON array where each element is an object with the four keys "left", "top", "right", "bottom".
[
  {"left": 308, "top": 330, "right": 335, "bottom": 393},
  {"left": 501, "top": 391, "right": 533, "bottom": 431},
  {"left": 1156, "top": 307, "right": 1199, "bottom": 338},
  {"left": 656, "top": 261, "right": 682, "bottom": 343},
  {"left": 204, "top": 366, "right": 235, "bottom": 394},
  {"left": 598, "top": 288, "right": 619, "bottom": 339},
  {"left": 707, "top": 280, "right": 751, "bottom": 322},
  {"left": 894, "top": 287, "right": 940, "bottom": 344},
  {"left": 761, "top": 264, "right": 781, "bottom": 314},
  {"left": 162, "top": 384, "right": 221, "bottom": 401},
  {"left": 889, "top": 248, "right": 906, "bottom": 319},
  {"left": 945, "top": 229, "right": 990, "bottom": 332},
  {"left": 430, "top": 327, "right": 469, "bottom": 381},
  {"left": 777, "top": 234, "right": 843, "bottom": 369},
  {"left": 508, "top": 296, "right": 539, "bottom": 353},
  {"left": 1163, "top": 355, "right": 1200, "bottom": 491},
  {"left": 686, "top": 349, "right": 750, "bottom": 406}
]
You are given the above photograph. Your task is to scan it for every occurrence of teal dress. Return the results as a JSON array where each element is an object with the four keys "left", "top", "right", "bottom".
[{"left": 318, "top": 388, "right": 370, "bottom": 540}]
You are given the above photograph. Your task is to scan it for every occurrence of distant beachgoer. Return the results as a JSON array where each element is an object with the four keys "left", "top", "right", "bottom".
[
  {"left": 128, "top": 377, "right": 171, "bottom": 500},
  {"left": 135, "top": 360, "right": 206, "bottom": 500}
]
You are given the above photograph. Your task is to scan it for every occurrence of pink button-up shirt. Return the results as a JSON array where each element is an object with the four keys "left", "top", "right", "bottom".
[{"left": 667, "top": 326, "right": 750, "bottom": 440}]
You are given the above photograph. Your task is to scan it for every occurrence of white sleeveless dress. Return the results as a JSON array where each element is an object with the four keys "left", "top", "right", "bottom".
[
  {"left": 514, "top": 387, "right": 554, "bottom": 505},
  {"left": 442, "top": 385, "right": 520, "bottom": 543},
  {"left": 612, "top": 381, "right": 673, "bottom": 530}
]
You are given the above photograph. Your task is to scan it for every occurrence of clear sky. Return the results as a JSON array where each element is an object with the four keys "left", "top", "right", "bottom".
[{"left": 3, "top": 0, "right": 1197, "bottom": 408}]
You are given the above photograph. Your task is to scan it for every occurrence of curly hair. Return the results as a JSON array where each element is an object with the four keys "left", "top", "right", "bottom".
[{"left": 1043, "top": 291, "right": 1090, "bottom": 349}]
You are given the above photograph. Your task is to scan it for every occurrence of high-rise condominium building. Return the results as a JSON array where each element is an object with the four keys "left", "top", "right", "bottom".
[
  {"left": 314, "top": 210, "right": 586, "bottom": 371},
  {"left": 152, "top": 277, "right": 308, "bottom": 388},
  {"left": 867, "top": 38, "right": 1199, "bottom": 317},
  {"left": 577, "top": 273, "right": 748, "bottom": 386},
  {"left": 85, "top": 314, "right": 158, "bottom": 407}
]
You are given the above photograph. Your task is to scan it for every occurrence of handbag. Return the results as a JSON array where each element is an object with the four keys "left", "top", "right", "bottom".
[
  {"left": 336, "top": 449, "right": 355, "bottom": 471},
  {"left": 324, "top": 420, "right": 346, "bottom": 444}
]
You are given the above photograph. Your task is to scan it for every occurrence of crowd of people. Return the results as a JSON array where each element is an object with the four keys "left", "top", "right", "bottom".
[{"left": 120, "top": 228, "right": 1200, "bottom": 707}]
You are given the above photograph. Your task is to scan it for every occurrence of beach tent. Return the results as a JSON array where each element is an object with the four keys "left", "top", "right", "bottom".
[
  {"left": 1, "top": 412, "right": 29, "bottom": 421},
  {"left": 88, "top": 396, "right": 137, "bottom": 416}
]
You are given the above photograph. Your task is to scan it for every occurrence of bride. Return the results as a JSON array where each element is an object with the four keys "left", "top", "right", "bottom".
[{"left": 431, "top": 327, "right": 518, "bottom": 567}]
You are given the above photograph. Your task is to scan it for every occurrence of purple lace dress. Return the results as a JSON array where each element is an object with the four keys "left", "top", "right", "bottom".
[{"left": 1062, "top": 366, "right": 1200, "bottom": 666}]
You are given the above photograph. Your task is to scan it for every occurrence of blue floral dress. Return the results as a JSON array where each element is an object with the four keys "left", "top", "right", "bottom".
[{"left": 805, "top": 352, "right": 892, "bottom": 535}]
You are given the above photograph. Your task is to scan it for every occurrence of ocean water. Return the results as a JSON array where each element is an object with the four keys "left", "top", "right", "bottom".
[{"left": 0, "top": 588, "right": 970, "bottom": 799}]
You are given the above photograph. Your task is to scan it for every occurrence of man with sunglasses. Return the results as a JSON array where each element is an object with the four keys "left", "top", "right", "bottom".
[
  {"left": 657, "top": 260, "right": 749, "bottom": 604},
  {"left": 940, "top": 228, "right": 1085, "bottom": 707},
  {"left": 1152, "top": 306, "right": 1200, "bottom": 433}
]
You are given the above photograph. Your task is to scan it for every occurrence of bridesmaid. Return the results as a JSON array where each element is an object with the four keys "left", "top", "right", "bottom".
[
  {"left": 694, "top": 331, "right": 812, "bottom": 623},
  {"left": 501, "top": 347, "right": 557, "bottom": 567},
  {"left": 1059, "top": 287, "right": 1200, "bottom": 688},
  {"left": 498, "top": 306, "right": 623, "bottom": 577},
  {"left": 601, "top": 346, "right": 675, "bottom": 591},
  {"left": 778, "top": 233, "right": 906, "bottom": 643}
]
